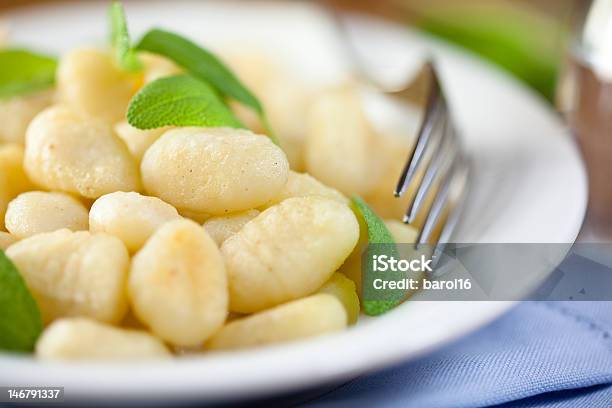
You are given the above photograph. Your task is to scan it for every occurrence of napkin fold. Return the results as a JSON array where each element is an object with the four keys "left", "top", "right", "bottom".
[{"left": 308, "top": 301, "right": 612, "bottom": 408}]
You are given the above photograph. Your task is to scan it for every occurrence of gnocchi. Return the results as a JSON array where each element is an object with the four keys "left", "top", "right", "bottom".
[
  {"left": 141, "top": 127, "right": 289, "bottom": 215},
  {"left": 207, "top": 294, "right": 347, "bottom": 350},
  {"left": 318, "top": 273, "right": 360, "bottom": 325},
  {"left": 89, "top": 191, "right": 181, "bottom": 253},
  {"left": 24, "top": 106, "right": 141, "bottom": 198},
  {"left": 5, "top": 191, "right": 89, "bottom": 239},
  {"left": 6, "top": 229, "right": 129, "bottom": 324},
  {"left": 0, "top": 7, "right": 431, "bottom": 360},
  {"left": 364, "top": 140, "right": 422, "bottom": 221},
  {"left": 305, "top": 85, "right": 383, "bottom": 195},
  {"left": 260, "top": 170, "right": 347, "bottom": 209},
  {"left": 36, "top": 318, "right": 170, "bottom": 360},
  {"left": 385, "top": 219, "right": 419, "bottom": 243},
  {"left": 56, "top": 48, "right": 140, "bottom": 123},
  {"left": 223, "top": 51, "right": 312, "bottom": 171},
  {"left": 178, "top": 208, "right": 211, "bottom": 224},
  {"left": 0, "top": 144, "right": 36, "bottom": 230},
  {"left": 203, "top": 209, "right": 259, "bottom": 246},
  {"left": 114, "top": 120, "right": 170, "bottom": 163},
  {"left": 129, "top": 219, "right": 228, "bottom": 346},
  {"left": 0, "top": 90, "right": 53, "bottom": 144},
  {"left": 222, "top": 197, "right": 359, "bottom": 313}
]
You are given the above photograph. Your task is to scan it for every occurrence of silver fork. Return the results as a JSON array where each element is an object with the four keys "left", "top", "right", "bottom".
[
  {"left": 395, "top": 63, "right": 470, "bottom": 245},
  {"left": 332, "top": 14, "right": 471, "bottom": 268}
]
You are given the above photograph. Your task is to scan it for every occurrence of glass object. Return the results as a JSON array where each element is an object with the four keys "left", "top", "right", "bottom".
[{"left": 561, "top": 0, "right": 612, "bottom": 237}]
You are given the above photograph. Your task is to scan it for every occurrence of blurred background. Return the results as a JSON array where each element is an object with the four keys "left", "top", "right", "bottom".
[
  {"left": 325, "top": 0, "right": 578, "bottom": 105},
  {"left": 0, "top": 0, "right": 582, "bottom": 106}
]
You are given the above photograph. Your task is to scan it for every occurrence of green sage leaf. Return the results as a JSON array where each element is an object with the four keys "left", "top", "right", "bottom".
[
  {"left": 135, "top": 28, "right": 279, "bottom": 144},
  {"left": 136, "top": 28, "right": 261, "bottom": 113},
  {"left": 127, "top": 74, "right": 243, "bottom": 130},
  {"left": 0, "top": 249, "right": 42, "bottom": 352},
  {"left": 109, "top": 1, "right": 142, "bottom": 72},
  {"left": 0, "top": 49, "right": 57, "bottom": 100},
  {"left": 351, "top": 196, "right": 404, "bottom": 316}
]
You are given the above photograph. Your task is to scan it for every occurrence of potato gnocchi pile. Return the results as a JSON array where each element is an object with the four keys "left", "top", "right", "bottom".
[{"left": 0, "top": 5, "right": 420, "bottom": 361}]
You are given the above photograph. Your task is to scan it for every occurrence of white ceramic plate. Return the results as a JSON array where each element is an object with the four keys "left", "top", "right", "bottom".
[{"left": 0, "top": 1, "right": 587, "bottom": 403}]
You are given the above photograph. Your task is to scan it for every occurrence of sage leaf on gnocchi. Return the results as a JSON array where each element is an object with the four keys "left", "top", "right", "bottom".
[
  {"left": 0, "top": 250, "right": 42, "bottom": 352},
  {"left": 352, "top": 196, "right": 395, "bottom": 245},
  {"left": 0, "top": 49, "right": 57, "bottom": 99},
  {"left": 127, "top": 74, "right": 243, "bottom": 129},
  {"left": 351, "top": 196, "right": 404, "bottom": 316},
  {"left": 108, "top": 1, "right": 142, "bottom": 72},
  {"left": 135, "top": 28, "right": 279, "bottom": 144},
  {"left": 136, "top": 28, "right": 262, "bottom": 114}
]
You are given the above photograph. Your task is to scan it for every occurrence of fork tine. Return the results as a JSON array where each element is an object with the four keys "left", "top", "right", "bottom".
[
  {"left": 416, "top": 160, "right": 455, "bottom": 245},
  {"left": 394, "top": 62, "right": 444, "bottom": 197},
  {"left": 417, "top": 156, "right": 469, "bottom": 246},
  {"left": 437, "top": 162, "right": 469, "bottom": 246},
  {"left": 429, "top": 161, "right": 470, "bottom": 272},
  {"left": 403, "top": 118, "right": 457, "bottom": 224}
]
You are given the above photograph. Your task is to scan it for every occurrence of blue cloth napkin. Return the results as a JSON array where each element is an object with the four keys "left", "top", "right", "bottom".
[{"left": 307, "top": 301, "right": 612, "bottom": 408}]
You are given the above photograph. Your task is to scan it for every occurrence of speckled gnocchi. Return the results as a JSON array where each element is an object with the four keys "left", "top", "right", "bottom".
[
  {"left": 207, "top": 294, "right": 347, "bottom": 350},
  {"left": 141, "top": 127, "right": 289, "bottom": 215},
  {"left": 203, "top": 209, "right": 260, "bottom": 246},
  {"left": 5, "top": 191, "right": 89, "bottom": 239},
  {"left": 129, "top": 219, "right": 228, "bottom": 346},
  {"left": 6, "top": 229, "right": 129, "bottom": 324},
  {"left": 89, "top": 191, "right": 181, "bottom": 253},
  {"left": 260, "top": 170, "right": 347, "bottom": 209},
  {"left": 24, "top": 106, "right": 141, "bottom": 198},
  {"left": 222, "top": 197, "right": 359, "bottom": 313},
  {"left": 36, "top": 318, "right": 170, "bottom": 360},
  {"left": 114, "top": 120, "right": 170, "bottom": 163}
]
